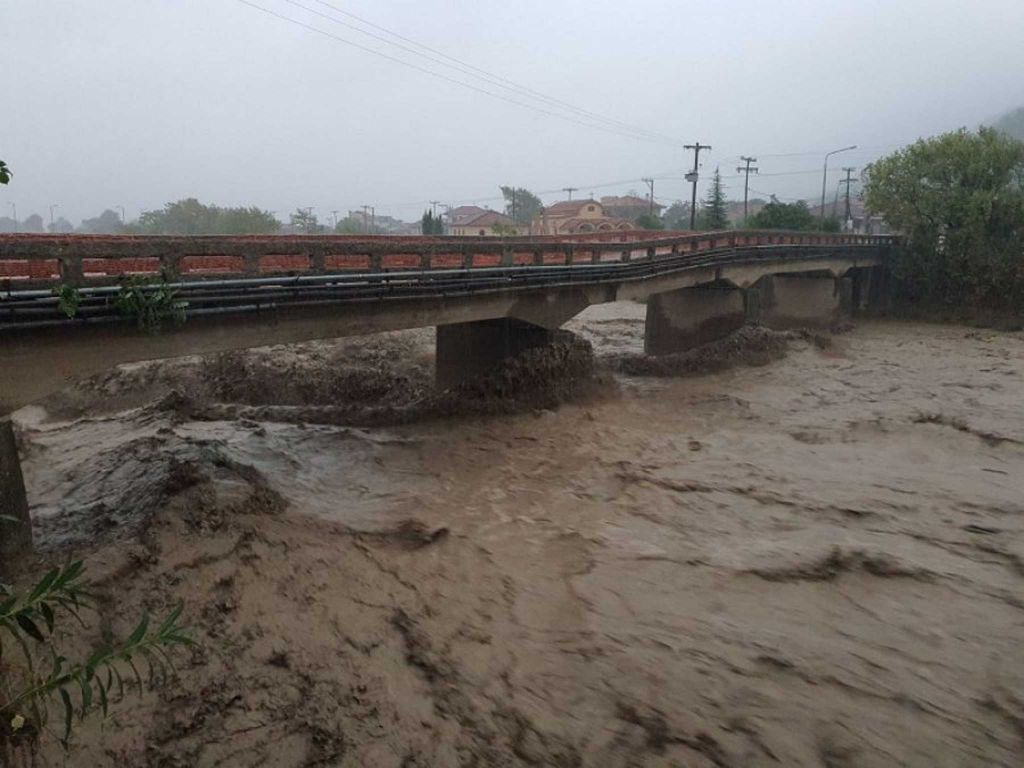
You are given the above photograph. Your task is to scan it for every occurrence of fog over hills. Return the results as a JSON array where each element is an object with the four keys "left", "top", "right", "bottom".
[{"left": 992, "top": 107, "right": 1024, "bottom": 141}]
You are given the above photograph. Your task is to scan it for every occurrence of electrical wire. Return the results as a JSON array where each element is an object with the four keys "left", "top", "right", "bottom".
[
  {"left": 235, "top": 0, "right": 684, "bottom": 147},
  {"left": 289, "top": 0, "right": 683, "bottom": 146}
]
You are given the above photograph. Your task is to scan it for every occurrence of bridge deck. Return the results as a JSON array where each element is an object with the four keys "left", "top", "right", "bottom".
[{"left": 1, "top": 230, "right": 893, "bottom": 331}]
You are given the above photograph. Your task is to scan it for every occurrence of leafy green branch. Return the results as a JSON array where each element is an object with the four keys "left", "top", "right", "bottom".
[
  {"left": 0, "top": 560, "right": 192, "bottom": 750},
  {"left": 52, "top": 284, "right": 82, "bottom": 319},
  {"left": 114, "top": 275, "right": 188, "bottom": 334}
]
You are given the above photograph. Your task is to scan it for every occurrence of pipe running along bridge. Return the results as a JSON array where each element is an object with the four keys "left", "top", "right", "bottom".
[
  {"left": 0, "top": 229, "right": 894, "bottom": 413},
  {"left": 0, "top": 229, "right": 894, "bottom": 554}
]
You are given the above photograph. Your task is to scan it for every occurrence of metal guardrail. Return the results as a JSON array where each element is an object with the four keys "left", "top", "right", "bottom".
[{"left": 0, "top": 231, "right": 895, "bottom": 331}]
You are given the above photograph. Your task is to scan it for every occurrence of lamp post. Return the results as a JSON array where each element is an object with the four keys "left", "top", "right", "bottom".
[{"left": 820, "top": 145, "right": 856, "bottom": 227}]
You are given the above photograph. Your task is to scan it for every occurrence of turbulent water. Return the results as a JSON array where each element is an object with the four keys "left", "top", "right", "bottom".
[{"left": 9, "top": 303, "right": 1024, "bottom": 767}]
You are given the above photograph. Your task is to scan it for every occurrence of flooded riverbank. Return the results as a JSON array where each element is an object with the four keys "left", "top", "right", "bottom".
[{"left": 9, "top": 304, "right": 1024, "bottom": 766}]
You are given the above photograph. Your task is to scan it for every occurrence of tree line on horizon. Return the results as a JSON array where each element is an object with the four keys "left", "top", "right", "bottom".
[{"left": 0, "top": 199, "right": 402, "bottom": 236}]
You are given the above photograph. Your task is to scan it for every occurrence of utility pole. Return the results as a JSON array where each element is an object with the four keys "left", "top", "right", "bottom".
[
  {"left": 642, "top": 177, "right": 655, "bottom": 217},
  {"left": 840, "top": 167, "right": 856, "bottom": 225},
  {"left": 562, "top": 186, "right": 578, "bottom": 201},
  {"left": 820, "top": 145, "right": 856, "bottom": 226},
  {"left": 361, "top": 205, "right": 373, "bottom": 234},
  {"left": 115, "top": 205, "right": 125, "bottom": 225},
  {"left": 684, "top": 142, "right": 711, "bottom": 230},
  {"left": 49, "top": 204, "right": 59, "bottom": 227},
  {"left": 735, "top": 156, "right": 758, "bottom": 224},
  {"left": 429, "top": 200, "right": 440, "bottom": 218},
  {"left": 331, "top": 209, "right": 339, "bottom": 228}
]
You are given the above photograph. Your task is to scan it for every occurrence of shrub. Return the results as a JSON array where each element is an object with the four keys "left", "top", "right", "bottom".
[{"left": 114, "top": 275, "right": 188, "bottom": 333}]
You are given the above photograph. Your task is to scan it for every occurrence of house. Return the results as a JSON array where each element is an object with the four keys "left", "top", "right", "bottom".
[
  {"left": 600, "top": 195, "right": 663, "bottom": 221},
  {"left": 531, "top": 199, "right": 634, "bottom": 235},
  {"left": 446, "top": 205, "right": 489, "bottom": 226},
  {"left": 449, "top": 210, "right": 525, "bottom": 237}
]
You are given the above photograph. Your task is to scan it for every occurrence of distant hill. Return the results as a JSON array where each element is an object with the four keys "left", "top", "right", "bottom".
[{"left": 992, "top": 106, "right": 1024, "bottom": 141}]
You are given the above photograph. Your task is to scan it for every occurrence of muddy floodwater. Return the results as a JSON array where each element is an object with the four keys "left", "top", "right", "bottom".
[{"left": 9, "top": 303, "right": 1024, "bottom": 767}]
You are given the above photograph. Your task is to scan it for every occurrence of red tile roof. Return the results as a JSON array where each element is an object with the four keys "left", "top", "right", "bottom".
[
  {"left": 448, "top": 205, "right": 489, "bottom": 223},
  {"left": 543, "top": 199, "right": 602, "bottom": 216},
  {"left": 461, "top": 210, "right": 514, "bottom": 227}
]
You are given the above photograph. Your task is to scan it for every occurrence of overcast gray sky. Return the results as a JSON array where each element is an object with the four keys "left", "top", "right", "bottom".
[{"left": 3, "top": 0, "right": 1023, "bottom": 224}]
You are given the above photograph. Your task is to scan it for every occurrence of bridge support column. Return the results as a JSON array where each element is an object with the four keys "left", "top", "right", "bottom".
[
  {"left": 752, "top": 274, "right": 842, "bottom": 329},
  {"left": 0, "top": 419, "right": 32, "bottom": 566},
  {"left": 436, "top": 318, "right": 553, "bottom": 387},
  {"left": 644, "top": 284, "right": 746, "bottom": 356},
  {"left": 849, "top": 265, "right": 888, "bottom": 312}
]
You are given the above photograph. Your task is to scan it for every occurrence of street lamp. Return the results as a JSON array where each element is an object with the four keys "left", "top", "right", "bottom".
[{"left": 820, "top": 145, "right": 856, "bottom": 226}]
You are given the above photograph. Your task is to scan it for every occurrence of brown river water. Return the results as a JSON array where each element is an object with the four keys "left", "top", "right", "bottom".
[{"left": 7, "top": 303, "right": 1024, "bottom": 767}]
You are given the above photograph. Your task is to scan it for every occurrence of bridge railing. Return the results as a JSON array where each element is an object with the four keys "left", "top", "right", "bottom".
[{"left": 0, "top": 230, "right": 895, "bottom": 291}]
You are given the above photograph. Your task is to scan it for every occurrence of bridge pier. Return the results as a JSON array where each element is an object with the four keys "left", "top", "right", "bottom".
[
  {"left": 751, "top": 274, "right": 843, "bottom": 329},
  {"left": 0, "top": 419, "right": 32, "bottom": 565},
  {"left": 644, "top": 284, "right": 747, "bottom": 356},
  {"left": 849, "top": 265, "right": 888, "bottom": 312},
  {"left": 436, "top": 318, "right": 554, "bottom": 387}
]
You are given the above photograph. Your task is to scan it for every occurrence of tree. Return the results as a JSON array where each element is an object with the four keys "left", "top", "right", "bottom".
[
  {"left": 143, "top": 198, "right": 216, "bottom": 234},
  {"left": 748, "top": 199, "right": 816, "bottom": 230},
  {"left": 699, "top": 168, "right": 729, "bottom": 230},
  {"left": 48, "top": 216, "right": 74, "bottom": 234},
  {"left": 22, "top": 213, "right": 44, "bottom": 233},
  {"left": 335, "top": 216, "right": 363, "bottom": 234},
  {"left": 864, "top": 127, "right": 1024, "bottom": 309},
  {"left": 134, "top": 199, "right": 278, "bottom": 235},
  {"left": 289, "top": 208, "right": 321, "bottom": 234},
  {"left": 634, "top": 213, "right": 664, "bottom": 230},
  {"left": 79, "top": 209, "right": 124, "bottom": 235},
  {"left": 662, "top": 200, "right": 691, "bottom": 230},
  {"left": 215, "top": 206, "right": 279, "bottom": 234},
  {"left": 420, "top": 210, "right": 443, "bottom": 235},
  {"left": 0, "top": 160, "right": 10, "bottom": 185},
  {"left": 500, "top": 186, "right": 543, "bottom": 226}
]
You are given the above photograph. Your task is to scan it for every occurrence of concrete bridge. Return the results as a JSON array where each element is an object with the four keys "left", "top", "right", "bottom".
[
  {"left": 0, "top": 229, "right": 893, "bottom": 556},
  {"left": 0, "top": 229, "right": 893, "bottom": 412}
]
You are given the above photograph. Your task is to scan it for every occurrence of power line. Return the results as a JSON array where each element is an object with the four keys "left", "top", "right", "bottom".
[
  {"left": 234, "top": 0, "right": 683, "bottom": 147},
  {"left": 294, "top": 0, "right": 683, "bottom": 146}
]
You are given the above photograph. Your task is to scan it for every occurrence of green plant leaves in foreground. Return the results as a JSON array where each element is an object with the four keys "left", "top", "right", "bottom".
[{"left": 1, "top": 560, "right": 193, "bottom": 749}]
